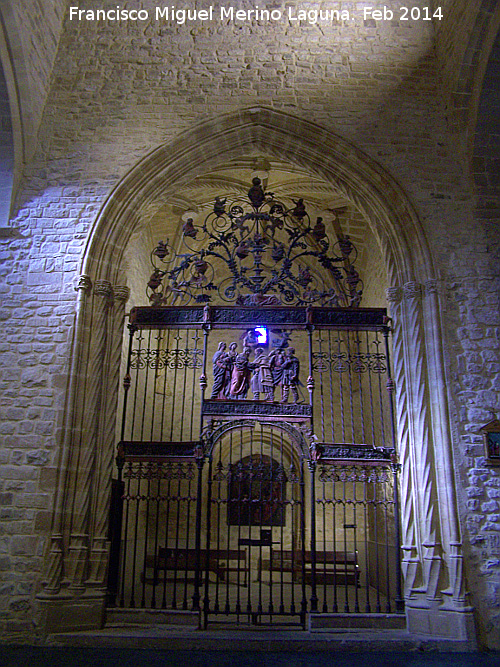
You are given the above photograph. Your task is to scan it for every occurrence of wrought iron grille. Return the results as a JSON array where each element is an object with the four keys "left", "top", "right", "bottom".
[{"left": 109, "top": 306, "right": 403, "bottom": 626}]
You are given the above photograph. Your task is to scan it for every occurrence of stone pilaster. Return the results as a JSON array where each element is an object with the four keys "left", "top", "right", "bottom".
[
  {"left": 87, "top": 285, "right": 130, "bottom": 589},
  {"left": 422, "top": 278, "right": 469, "bottom": 608},
  {"left": 67, "top": 279, "right": 112, "bottom": 593},
  {"left": 402, "top": 281, "right": 442, "bottom": 603},
  {"left": 386, "top": 285, "right": 422, "bottom": 599},
  {"left": 41, "top": 275, "right": 93, "bottom": 596}
]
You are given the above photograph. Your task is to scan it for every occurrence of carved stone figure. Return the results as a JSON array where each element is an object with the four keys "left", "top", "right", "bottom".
[
  {"left": 269, "top": 348, "right": 286, "bottom": 401},
  {"left": 224, "top": 342, "right": 238, "bottom": 397},
  {"left": 230, "top": 347, "right": 253, "bottom": 399},
  {"left": 251, "top": 347, "right": 274, "bottom": 402},
  {"left": 281, "top": 347, "right": 301, "bottom": 404},
  {"left": 210, "top": 342, "right": 228, "bottom": 399},
  {"left": 242, "top": 329, "right": 259, "bottom": 350}
]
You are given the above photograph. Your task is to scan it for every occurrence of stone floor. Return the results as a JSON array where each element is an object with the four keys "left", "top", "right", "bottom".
[{"left": 1, "top": 644, "right": 499, "bottom": 667}]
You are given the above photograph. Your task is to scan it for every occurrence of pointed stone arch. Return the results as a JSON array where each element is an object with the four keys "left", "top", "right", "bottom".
[
  {"left": 39, "top": 108, "right": 475, "bottom": 643},
  {"left": 81, "top": 107, "right": 433, "bottom": 287}
]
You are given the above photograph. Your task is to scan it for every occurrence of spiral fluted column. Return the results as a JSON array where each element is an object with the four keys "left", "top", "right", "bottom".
[
  {"left": 67, "top": 280, "right": 112, "bottom": 593},
  {"left": 87, "top": 285, "right": 130, "bottom": 590}
]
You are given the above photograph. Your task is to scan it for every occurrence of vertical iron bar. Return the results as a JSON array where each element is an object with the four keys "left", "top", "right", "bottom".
[
  {"left": 161, "top": 472, "right": 172, "bottom": 609},
  {"left": 129, "top": 466, "right": 142, "bottom": 608},
  {"left": 179, "top": 330, "right": 190, "bottom": 441},
  {"left": 300, "top": 458, "right": 309, "bottom": 624},
  {"left": 377, "top": 331, "right": 387, "bottom": 447},
  {"left": 317, "top": 333, "right": 326, "bottom": 441},
  {"left": 308, "top": 459, "right": 317, "bottom": 614},
  {"left": 246, "top": 424, "right": 254, "bottom": 619},
  {"left": 182, "top": 465, "right": 194, "bottom": 610},
  {"left": 321, "top": 475, "right": 328, "bottom": 612},
  {"left": 366, "top": 332, "right": 376, "bottom": 447},
  {"left": 120, "top": 325, "right": 135, "bottom": 442},
  {"left": 342, "top": 471, "right": 349, "bottom": 612},
  {"left": 189, "top": 331, "right": 200, "bottom": 441},
  {"left": 225, "top": 430, "right": 233, "bottom": 615},
  {"left": 169, "top": 333, "right": 181, "bottom": 441},
  {"left": 355, "top": 335, "right": 365, "bottom": 443},
  {"left": 383, "top": 469, "right": 392, "bottom": 613},
  {"left": 150, "top": 471, "right": 161, "bottom": 609},
  {"left": 352, "top": 469, "right": 360, "bottom": 612},
  {"left": 172, "top": 465, "right": 183, "bottom": 609},
  {"left": 203, "top": 455, "right": 214, "bottom": 628},
  {"left": 150, "top": 332, "right": 162, "bottom": 442},
  {"left": 119, "top": 465, "right": 131, "bottom": 608},
  {"left": 140, "top": 473, "right": 151, "bottom": 608},
  {"left": 337, "top": 336, "right": 346, "bottom": 442},
  {"left": 268, "top": 426, "right": 274, "bottom": 616},
  {"left": 192, "top": 455, "right": 204, "bottom": 611},
  {"left": 129, "top": 333, "right": 142, "bottom": 442},
  {"left": 346, "top": 333, "right": 355, "bottom": 443},
  {"left": 373, "top": 472, "right": 381, "bottom": 613},
  {"left": 279, "top": 429, "right": 285, "bottom": 615},
  {"left": 328, "top": 331, "right": 335, "bottom": 443},
  {"left": 159, "top": 328, "right": 171, "bottom": 442},
  {"left": 331, "top": 471, "right": 338, "bottom": 613},
  {"left": 363, "top": 467, "right": 371, "bottom": 613},
  {"left": 140, "top": 330, "right": 153, "bottom": 440}
]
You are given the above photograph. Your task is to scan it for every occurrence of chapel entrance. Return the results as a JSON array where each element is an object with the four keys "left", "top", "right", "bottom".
[{"left": 107, "top": 305, "right": 403, "bottom": 627}]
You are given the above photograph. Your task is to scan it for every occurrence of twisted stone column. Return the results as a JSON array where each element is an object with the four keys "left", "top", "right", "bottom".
[
  {"left": 67, "top": 279, "right": 112, "bottom": 593},
  {"left": 87, "top": 285, "right": 130, "bottom": 590},
  {"left": 41, "top": 275, "right": 93, "bottom": 596},
  {"left": 402, "top": 281, "right": 442, "bottom": 603},
  {"left": 386, "top": 285, "right": 422, "bottom": 599},
  {"left": 422, "top": 279, "right": 468, "bottom": 608}
]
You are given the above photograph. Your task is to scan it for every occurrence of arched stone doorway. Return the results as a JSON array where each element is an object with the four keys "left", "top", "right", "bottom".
[{"left": 37, "top": 108, "right": 474, "bottom": 641}]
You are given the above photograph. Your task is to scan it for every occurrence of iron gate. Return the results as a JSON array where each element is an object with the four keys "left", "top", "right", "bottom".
[{"left": 108, "top": 306, "right": 403, "bottom": 626}]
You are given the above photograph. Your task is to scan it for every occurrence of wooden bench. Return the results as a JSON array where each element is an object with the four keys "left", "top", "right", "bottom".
[
  {"left": 259, "top": 549, "right": 360, "bottom": 586},
  {"left": 144, "top": 547, "right": 249, "bottom": 586}
]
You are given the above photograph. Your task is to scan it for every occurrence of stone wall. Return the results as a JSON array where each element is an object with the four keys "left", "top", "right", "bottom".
[
  {"left": 0, "top": 0, "right": 499, "bottom": 646},
  {"left": 6, "top": 0, "right": 66, "bottom": 157},
  {"left": 455, "top": 28, "right": 500, "bottom": 647}
]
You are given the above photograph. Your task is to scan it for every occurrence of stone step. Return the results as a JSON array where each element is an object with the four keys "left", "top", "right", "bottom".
[
  {"left": 105, "top": 608, "right": 200, "bottom": 628},
  {"left": 309, "top": 612, "right": 406, "bottom": 632}
]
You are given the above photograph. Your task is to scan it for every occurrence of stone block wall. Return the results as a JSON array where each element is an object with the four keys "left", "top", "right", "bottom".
[{"left": 0, "top": 0, "right": 498, "bottom": 646}]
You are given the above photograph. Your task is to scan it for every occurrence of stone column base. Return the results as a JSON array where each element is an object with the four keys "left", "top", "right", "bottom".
[
  {"left": 405, "top": 601, "right": 477, "bottom": 647},
  {"left": 37, "top": 593, "right": 106, "bottom": 635}
]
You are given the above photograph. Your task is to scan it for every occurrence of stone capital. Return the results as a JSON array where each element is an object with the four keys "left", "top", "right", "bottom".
[
  {"left": 424, "top": 279, "right": 438, "bottom": 296},
  {"left": 403, "top": 281, "right": 423, "bottom": 301},
  {"left": 94, "top": 280, "right": 113, "bottom": 299},
  {"left": 386, "top": 286, "right": 403, "bottom": 304},
  {"left": 113, "top": 285, "right": 130, "bottom": 303},
  {"left": 76, "top": 275, "right": 92, "bottom": 293}
]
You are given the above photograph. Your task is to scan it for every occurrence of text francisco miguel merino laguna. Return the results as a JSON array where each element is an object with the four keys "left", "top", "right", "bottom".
[{"left": 68, "top": 5, "right": 354, "bottom": 25}]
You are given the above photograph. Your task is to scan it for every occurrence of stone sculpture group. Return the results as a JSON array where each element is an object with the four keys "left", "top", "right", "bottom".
[{"left": 210, "top": 337, "right": 301, "bottom": 403}]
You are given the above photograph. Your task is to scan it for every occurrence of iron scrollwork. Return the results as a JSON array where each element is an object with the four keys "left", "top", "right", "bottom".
[{"left": 146, "top": 178, "right": 363, "bottom": 308}]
